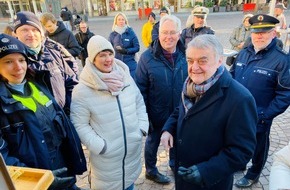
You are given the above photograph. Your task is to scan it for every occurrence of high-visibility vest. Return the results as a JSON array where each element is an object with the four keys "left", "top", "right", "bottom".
[{"left": 12, "top": 82, "right": 51, "bottom": 112}]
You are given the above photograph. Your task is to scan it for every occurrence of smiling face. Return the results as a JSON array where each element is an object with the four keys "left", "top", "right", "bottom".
[
  {"left": 159, "top": 19, "right": 180, "bottom": 53},
  {"left": 93, "top": 50, "right": 115, "bottom": 73},
  {"left": 186, "top": 46, "right": 222, "bottom": 84},
  {"left": 0, "top": 53, "right": 27, "bottom": 84},
  {"left": 15, "top": 25, "right": 42, "bottom": 48}
]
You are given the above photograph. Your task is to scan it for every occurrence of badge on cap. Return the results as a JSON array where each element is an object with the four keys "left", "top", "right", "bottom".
[{"left": 257, "top": 15, "right": 264, "bottom": 21}]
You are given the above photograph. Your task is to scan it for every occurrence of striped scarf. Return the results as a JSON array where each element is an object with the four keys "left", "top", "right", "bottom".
[{"left": 182, "top": 65, "right": 225, "bottom": 113}]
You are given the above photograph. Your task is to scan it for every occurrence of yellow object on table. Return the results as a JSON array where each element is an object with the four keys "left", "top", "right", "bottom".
[
  {"left": 0, "top": 154, "right": 54, "bottom": 190},
  {"left": 7, "top": 166, "right": 54, "bottom": 190}
]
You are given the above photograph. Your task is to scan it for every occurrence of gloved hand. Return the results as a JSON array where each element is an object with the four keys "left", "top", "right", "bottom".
[
  {"left": 48, "top": 167, "right": 76, "bottom": 190},
  {"left": 178, "top": 165, "right": 203, "bottom": 185},
  {"left": 115, "top": 46, "right": 128, "bottom": 54}
]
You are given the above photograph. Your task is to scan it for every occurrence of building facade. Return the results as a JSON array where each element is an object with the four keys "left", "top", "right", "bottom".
[
  {"left": 0, "top": 0, "right": 61, "bottom": 21},
  {"left": 0, "top": 0, "right": 269, "bottom": 21}
]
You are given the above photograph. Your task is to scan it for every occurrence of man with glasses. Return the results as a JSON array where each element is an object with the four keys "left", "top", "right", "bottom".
[
  {"left": 75, "top": 21, "right": 95, "bottom": 66},
  {"left": 231, "top": 14, "right": 290, "bottom": 188},
  {"left": 135, "top": 15, "right": 188, "bottom": 184},
  {"left": 180, "top": 6, "right": 214, "bottom": 48}
]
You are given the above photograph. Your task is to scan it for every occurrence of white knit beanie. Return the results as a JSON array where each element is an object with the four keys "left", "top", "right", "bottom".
[{"left": 87, "top": 35, "right": 115, "bottom": 63}]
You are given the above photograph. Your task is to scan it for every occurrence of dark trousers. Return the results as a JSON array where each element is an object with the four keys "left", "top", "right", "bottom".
[
  {"left": 145, "top": 127, "right": 175, "bottom": 175},
  {"left": 245, "top": 131, "right": 270, "bottom": 180}
]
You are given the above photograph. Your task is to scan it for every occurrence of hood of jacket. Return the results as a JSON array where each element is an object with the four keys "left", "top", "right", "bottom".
[{"left": 80, "top": 58, "right": 131, "bottom": 91}]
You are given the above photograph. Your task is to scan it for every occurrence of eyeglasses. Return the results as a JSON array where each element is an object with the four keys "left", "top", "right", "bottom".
[{"left": 160, "top": 31, "right": 179, "bottom": 36}]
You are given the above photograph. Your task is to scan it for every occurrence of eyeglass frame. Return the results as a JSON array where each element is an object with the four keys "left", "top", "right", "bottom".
[{"left": 160, "top": 30, "right": 180, "bottom": 36}]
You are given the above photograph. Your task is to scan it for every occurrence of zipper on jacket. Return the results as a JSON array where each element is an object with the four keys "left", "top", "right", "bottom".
[{"left": 116, "top": 95, "right": 127, "bottom": 190}]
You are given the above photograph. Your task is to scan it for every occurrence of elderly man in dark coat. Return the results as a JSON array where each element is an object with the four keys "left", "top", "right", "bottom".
[{"left": 161, "top": 34, "right": 257, "bottom": 190}]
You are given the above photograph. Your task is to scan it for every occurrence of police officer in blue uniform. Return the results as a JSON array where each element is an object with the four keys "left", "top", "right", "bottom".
[
  {"left": 230, "top": 14, "right": 290, "bottom": 188},
  {"left": 0, "top": 34, "right": 86, "bottom": 190},
  {"left": 180, "top": 6, "right": 215, "bottom": 48}
]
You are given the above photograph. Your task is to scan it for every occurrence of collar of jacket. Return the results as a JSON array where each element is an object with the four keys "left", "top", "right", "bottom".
[
  {"left": 0, "top": 82, "right": 29, "bottom": 113},
  {"left": 48, "top": 21, "right": 66, "bottom": 36},
  {"left": 191, "top": 24, "right": 206, "bottom": 32},
  {"left": 185, "top": 70, "right": 232, "bottom": 116}
]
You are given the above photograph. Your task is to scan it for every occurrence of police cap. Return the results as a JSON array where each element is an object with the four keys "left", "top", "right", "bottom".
[
  {"left": 275, "top": 3, "right": 287, "bottom": 10},
  {"left": 0, "top": 33, "right": 27, "bottom": 59},
  {"left": 192, "top": 6, "right": 209, "bottom": 16},
  {"left": 249, "top": 14, "right": 279, "bottom": 32}
]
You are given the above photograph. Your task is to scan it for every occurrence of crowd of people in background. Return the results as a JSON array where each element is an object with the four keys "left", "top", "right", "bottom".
[{"left": 1, "top": 4, "right": 290, "bottom": 190}]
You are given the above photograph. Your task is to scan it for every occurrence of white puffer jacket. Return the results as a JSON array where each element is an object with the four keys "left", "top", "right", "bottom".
[
  {"left": 71, "top": 59, "right": 149, "bottom": 190},
  {"left": 269, "top": 141, "right": 290, "bottom": 190}
]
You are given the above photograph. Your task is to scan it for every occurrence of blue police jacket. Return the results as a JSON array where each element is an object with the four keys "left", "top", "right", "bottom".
[
  {"left": 230, "top": 38, "right": 290, "bottom": 132},
  {"left": 0, "top": 80, "right": 86, "bottom": 176},
  {"left": 180, "top": 25, "right": 215, "bottom": 48}
]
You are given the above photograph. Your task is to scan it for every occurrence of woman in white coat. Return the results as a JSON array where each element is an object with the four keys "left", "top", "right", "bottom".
[
  {"left": 269, "top": 141, "right": 290, "bottom": 190},
  {"left": 70, "top": 35, "right": 149, "bottom": 190}
]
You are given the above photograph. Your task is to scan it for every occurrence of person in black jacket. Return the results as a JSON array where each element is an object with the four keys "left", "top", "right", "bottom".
[
  {"left": 0, "top": 33, "right": 86, "bottom": 190},
  {"left": 75, "top": 21, "right": 95, "bottom": 66},
  {"left": 60, "top": 7, "right": 72, "bottom": 31},
  {"left": 40, "top": 12, "right": 82, "bottom": 59}
]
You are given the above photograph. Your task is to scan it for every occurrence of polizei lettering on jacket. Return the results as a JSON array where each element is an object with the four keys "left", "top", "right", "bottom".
[
  {"left": 0, "top": 44, "right": 19, "bottom": 52},
  {"left": 256, "top": 69, "right": 270, "bottom": 76}
]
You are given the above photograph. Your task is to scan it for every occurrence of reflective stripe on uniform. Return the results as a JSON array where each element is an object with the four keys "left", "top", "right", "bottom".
[{"left": 12, "top": 82, "right": 51, "bottom": 112}]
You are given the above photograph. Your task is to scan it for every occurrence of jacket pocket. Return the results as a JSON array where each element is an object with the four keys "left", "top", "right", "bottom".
[
  {"left": 1, "top": 122, "right": 25, "bottom": 147},
  {"left": 247, "top": 67, "right": 277, "bottom": 90}
]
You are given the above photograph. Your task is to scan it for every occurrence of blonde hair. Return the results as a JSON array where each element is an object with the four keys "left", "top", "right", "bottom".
[
  {"left": 3, "top": 25, "right": 14, "bottom": 36},
  {"left": 112, "top": 12, "right": 129, "bottom": 31},
  {"left": 40, "top": 12, "right": 57, "bottom": 26}
]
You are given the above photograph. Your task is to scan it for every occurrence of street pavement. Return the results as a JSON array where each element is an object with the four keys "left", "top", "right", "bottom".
[
  {"left": 1, "top": 10, "right": 290, "bottom": 190},
  {"left": 75, "top": 108, "right": 290, "bottom": 190}
]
